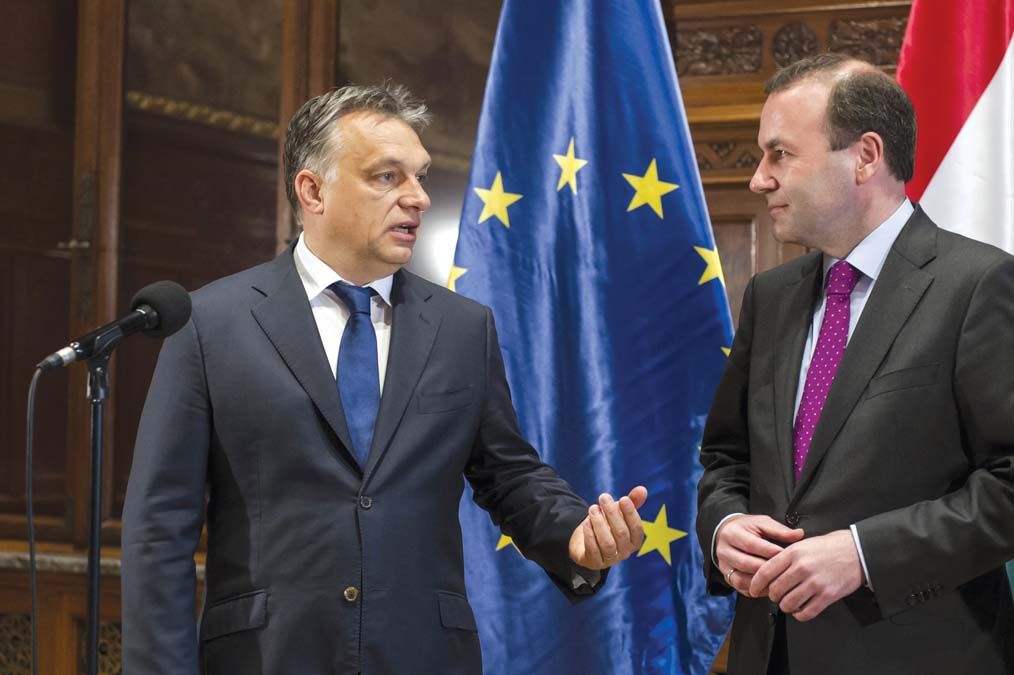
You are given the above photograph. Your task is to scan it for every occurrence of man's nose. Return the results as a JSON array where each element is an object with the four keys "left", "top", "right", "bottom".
[
  {"left": 403, "top": 179, "right": 431, "bottom": 211},
  {"left": 749, "top": 163, "right": 775, "bottom": 194}
]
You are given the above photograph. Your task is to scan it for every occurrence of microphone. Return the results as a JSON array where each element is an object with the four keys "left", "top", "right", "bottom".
[{"left": 37, "top": 280, "right": 192, "bottom": 371}]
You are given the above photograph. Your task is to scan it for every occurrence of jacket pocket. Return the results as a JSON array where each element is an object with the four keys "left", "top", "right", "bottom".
[
  {"left": 866, "top": 363, "right": 939, "bottom": 399},
  {"left": 201, "top": 589, "right": 269, "bottom": 641},
  {"left": 418, "top": 386, "right": 472, "bottom": 414},
  {"left": 436, "top": 590, "right": 477, "bottom": 631}
]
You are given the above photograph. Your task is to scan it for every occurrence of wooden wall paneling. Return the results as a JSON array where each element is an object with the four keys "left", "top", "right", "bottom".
[
  {"left": 67, "top": 0, "right": 126, "bottom": 548},
  {"left": 0, "top": 2, "right": 78, "bottom": 542},
  {"left": 277, "top": 0, "right": 340, "bottom": 247},
  {"left": 109, "top": 113, "right": 277, "bottom": 532}
]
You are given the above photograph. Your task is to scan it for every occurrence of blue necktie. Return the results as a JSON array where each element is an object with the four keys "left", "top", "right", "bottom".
[{"left": 330, "top": 282, "right": 379, "bottom": 468}]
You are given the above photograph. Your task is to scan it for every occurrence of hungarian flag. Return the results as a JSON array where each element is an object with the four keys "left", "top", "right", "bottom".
[
  {"left": 897, "top": 0, "right": 1014, "bottom": 594},
  {"left": 896, "top": 0, "right": 1013, "bottom": 252}
]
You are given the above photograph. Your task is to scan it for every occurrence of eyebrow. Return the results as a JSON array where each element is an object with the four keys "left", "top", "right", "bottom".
[
  {"left": 366, "top": 156, "right": 431, "bottom": 173},
  {"left": 763, "top": 138, "right": 784, "bottom": 151}
]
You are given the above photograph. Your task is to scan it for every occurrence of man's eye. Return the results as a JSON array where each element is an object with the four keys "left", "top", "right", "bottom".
[
  {"left": 379, "top": 172, "right": 395, "bottom": 182},
  {"left": 417, "top": 173, "right": 428, "bottom": 184}
]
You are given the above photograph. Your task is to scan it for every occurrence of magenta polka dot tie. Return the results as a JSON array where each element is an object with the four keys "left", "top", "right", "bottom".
[{"left": 792, "top": 261, "right": 862, "bottom": 481}]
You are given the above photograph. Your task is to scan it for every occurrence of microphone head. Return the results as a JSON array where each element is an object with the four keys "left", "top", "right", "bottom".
[{"left": 130, "top": 281, "right": 192, "bottom": 338}]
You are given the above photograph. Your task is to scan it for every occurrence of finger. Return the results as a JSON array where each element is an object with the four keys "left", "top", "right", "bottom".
[
  {"left": 715, "top": 545, "right": 769, "bottom": 576},
  {"left": 626, "top": 485, "right": 648, "bottom": 509},
  {"left": 729, "top": 570, "right": 755, "bottom": 597},
  {"left": 750, "top": 551, "right": 794, "bottom": 597},
  {"left": 618, "top": 496, "right": 644, "bottom": 549},
  {"left": 792, "top": 591, "right": 832, "bottom": 622},
  {"left": 581, "top": 519, "right": 604, "bottom": 568},
  {"left": 724, "top": 524, "right": 785, "bottom": 560},
  {"left": 780, "top": 581, "right": 816, "bottom": 617},
  {"left": 598, "top": 494, "right": 632, "bottom": 556},
  {"left": 753, "top": 518, "right": 805, "bottom": 544},
  {"left": 590, "top": 505, "right": 619, "bottom": 563}
]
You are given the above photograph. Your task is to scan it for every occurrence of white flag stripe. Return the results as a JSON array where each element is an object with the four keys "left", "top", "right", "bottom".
[{"left": 920, "top": 38, "right": 1014, "bottom": 254}]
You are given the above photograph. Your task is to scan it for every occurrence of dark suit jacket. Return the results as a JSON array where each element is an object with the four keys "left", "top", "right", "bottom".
[
  {"left": 697, "top": 208, "right": 1014, "bottom": 675},
  {"left": 121, "top": 247, "right": 594, "bottom": 674}
]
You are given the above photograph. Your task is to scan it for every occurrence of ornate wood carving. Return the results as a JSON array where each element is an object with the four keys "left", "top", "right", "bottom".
[
  {"left": 829, "top": 18, "right": 907, "bottom": 66},
  {"left": 675, "top": 26, "right": 763, "bottom": 76},
  {"left": 0, "top": 614, "right": 31, "bottom": 674},
  {"left": 772, "top": 22, "right": 820, "bottom": 67},
  {"left": 124, "top": 91, "right": 278, "bottom": 138}
]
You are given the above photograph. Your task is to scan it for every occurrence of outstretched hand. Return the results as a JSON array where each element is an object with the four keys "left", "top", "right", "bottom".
[{"left": 568, "top": 486, "right": 648, "bottom": 569}]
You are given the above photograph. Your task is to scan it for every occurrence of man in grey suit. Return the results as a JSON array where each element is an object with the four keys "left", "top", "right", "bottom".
[
  {"left": 121, "top": 83, "right": 648, "bottom": 674},
  {"left": 697, "top": 54, "right": 1014, "bottom": 674}
]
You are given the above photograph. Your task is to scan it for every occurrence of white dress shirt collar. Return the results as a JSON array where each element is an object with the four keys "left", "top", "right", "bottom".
[
  {"left": 822, "top": 198, "right": 915, "bottom": 283},
  {"left": 293, "top": 232, "right": 393, "bottom": 306}
]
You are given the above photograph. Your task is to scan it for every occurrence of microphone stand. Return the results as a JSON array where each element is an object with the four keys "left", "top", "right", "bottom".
[{"left": 84, "top": 351, "right": 111, "bottom": 675}]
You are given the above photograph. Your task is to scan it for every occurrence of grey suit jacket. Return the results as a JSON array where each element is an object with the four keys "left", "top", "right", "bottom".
[
  {"left": 697, "top": 208, "right": 1014, "bottom": 674},
  {"left": 121, "top": 247, "right": 595, "bottom": 674}
]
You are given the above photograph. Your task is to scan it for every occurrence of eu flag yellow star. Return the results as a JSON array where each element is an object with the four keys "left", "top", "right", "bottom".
[
  {"left": 496, "top": 534, "right": 519, "bottom": 553},
  {"left": 722, "top": 347, "right": 731, "bottom": 357},
  {"left": 694, "top": 245, "right": 725, "bottom": 287},
  {"left": 446, "top": 265, "right": 467, "bottom": 292},
  {"left": 553, "top": 137, "right": 588, "bottom": 194},
  {"left": 474, "top": 172, "right": 523, "bottom": 228},
  {"left": 637, "top": 504, "right": 686, "bottom": 566},
  {"left": 623, "top": 159, "right": 678, "bottom": 218}
]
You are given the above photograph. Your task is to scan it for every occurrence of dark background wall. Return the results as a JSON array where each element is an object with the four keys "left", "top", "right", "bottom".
[{"left": 0, "top": 1, "right": 910, "bottom": 671}]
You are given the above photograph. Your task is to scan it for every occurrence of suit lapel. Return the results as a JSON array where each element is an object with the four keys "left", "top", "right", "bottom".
[
  {"left": 249, "top": 248, "right": 360, "bottom": 472},
  {"left": 363, "top": 271, "right": 440, "bottom": 480},
  {"left": 772, "top": 252, "right": 823, "bottom": 502},
  {"left": 793, "top": 211, "right": 936, "bottom": 497}
]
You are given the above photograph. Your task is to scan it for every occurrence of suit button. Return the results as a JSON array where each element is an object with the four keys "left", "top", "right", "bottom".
[
  {"left": 344, "top": 586, "right": 359, "bottom": 602},
  {"left": 785, "top": 512, "right": 800, "bottom": 527},
  {"left": 359, "top": 495, "right": 373, "bottom": 509},
  {"left": 768, "top": 611, "right": 777, "bottom": 626}
]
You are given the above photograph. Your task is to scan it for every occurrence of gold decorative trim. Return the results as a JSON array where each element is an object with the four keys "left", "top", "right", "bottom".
[{"left": 125, "top": 91, "right": 278, "bottom": 139}]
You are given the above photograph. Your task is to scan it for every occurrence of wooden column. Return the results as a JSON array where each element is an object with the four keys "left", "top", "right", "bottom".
[
  {"left": 67, "top": 0, "right": 125, "bottom": 546},
  {"left": 276, "top": 0, "right": 340, "bottom": 249}
]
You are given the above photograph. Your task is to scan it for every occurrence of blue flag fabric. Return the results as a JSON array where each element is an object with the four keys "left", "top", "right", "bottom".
[{"left": 451, "top": 1, "right": 736, "bottom": 673}]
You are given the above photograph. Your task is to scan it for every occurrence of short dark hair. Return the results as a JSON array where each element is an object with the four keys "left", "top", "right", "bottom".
[
  {"left": 765, "top": 53, "right": 916, "bottom": 183},
  {"left": 283, "top": 82, "right": 431, "bottom": 225}
]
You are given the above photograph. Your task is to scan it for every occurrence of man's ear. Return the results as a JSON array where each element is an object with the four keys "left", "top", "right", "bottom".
[
  {"left": 295, "top": 169, "right": 326, "bottom": 217},
  {"left": 854, "top": 131, "right": 885, "bottom": 185}
]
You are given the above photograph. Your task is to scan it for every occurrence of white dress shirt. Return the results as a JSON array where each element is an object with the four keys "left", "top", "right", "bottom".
[
  {"left": 715, "top": 199, "right": 914, "bottom": 591},
  {"left": 293, "top": 233, "right": 394, "bottom": 391}
]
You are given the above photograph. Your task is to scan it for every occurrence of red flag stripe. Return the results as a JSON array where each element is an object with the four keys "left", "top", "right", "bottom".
[{"left": 896, "top": 0, "right": 1014, "bottom": 200}]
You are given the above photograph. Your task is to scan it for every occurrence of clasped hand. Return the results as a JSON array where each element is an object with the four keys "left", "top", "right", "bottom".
[
  {"left": 568, "top": 486, "right": 648, "bottom": 569},
  {"left": 715, "top": 515, "right": 864, "bottom": 621}
]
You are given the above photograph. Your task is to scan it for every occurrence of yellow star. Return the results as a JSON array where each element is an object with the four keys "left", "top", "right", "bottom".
[
  {"left": 694, "top": 246, "right": 725, "bottom": 287},
  {"left": 721, "top": 347, "right": 731, "bottom": 357},
  {"left": 473, "top": 172, "right": 523, "bottom": 228},
  {"left": 622, "top": 159, "right": 678, "bottom": 218},
  {"left": 553, "top": 137, "right": 588, "bottom": 194},
  {"left": 446, "top": 265, "right": 467, "bottom": 292},
  {"left": 496, "top": 534, "right": 519, "bottom": 553},
  {"left": 637, "top": 504, "right": 687, "bottom": 566}
]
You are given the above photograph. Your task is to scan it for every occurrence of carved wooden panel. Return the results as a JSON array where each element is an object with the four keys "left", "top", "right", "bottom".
[
  {"left": 0, "top": 613, "right": 31, "bottom": 674},
  {"left": 125, "top": 0, "right": 282, "bottom": 121},
  {"left": 0, "top": 1, "right": 77, "bottom": 129},
  {"left": 338, "top": 0, "right": 500, "bottom": 171},
  {"left": 0, "top": 3, "right": 78, "bottom": 539},
  {"left": 109, "top": 113, "right": 278, "bottom": 530}
]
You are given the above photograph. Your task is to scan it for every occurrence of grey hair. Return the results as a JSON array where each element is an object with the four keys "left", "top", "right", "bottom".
[{"left": 283, "top": 82, "right": 431, "bottom": 224}]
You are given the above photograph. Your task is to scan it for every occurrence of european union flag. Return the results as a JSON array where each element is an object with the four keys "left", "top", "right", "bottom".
[{"left": 451, "top": 1, "right": 735, "bottom": 673}]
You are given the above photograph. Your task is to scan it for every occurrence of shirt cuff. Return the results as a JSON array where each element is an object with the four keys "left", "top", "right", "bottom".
[
  {"left": 849, "top": 523, "right": 874, "bottom": 591},
  {"left": 712, "top": 513, "right": 746, "bottom": 567}
]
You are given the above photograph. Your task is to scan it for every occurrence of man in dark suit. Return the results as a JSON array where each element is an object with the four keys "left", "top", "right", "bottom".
[
  {"left": 697, "top": 54, "right": 1014, "bottom": 674},
  {"left": 121, "top": 83, "right": 648, "bottom": 674}
]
